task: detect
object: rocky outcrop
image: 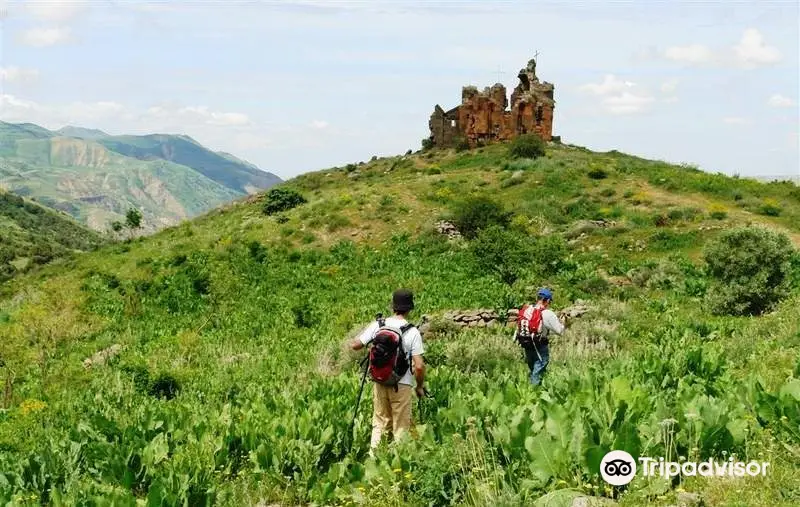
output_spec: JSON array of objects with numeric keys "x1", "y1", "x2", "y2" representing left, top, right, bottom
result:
[
  {"x1": 83, "y1": 344, "x2": 122, "y2": 369},
  {"x1": 435, "y1": 220, "x2": 461, "y2": 240}
]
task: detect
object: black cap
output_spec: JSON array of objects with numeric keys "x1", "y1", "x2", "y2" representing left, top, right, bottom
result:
[{"x1": 392, "y1": 288, "x2": 414, "y2": 313}]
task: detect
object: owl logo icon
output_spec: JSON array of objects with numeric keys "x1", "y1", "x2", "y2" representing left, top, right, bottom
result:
[{"x1": 600, "y1": 450, "x2": 637, "y2": 486}]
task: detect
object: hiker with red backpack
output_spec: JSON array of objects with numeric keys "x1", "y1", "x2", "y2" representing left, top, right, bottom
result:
[
  {"x1": 350, "y1": 289, "x2": 426, "y2": 449},
  {"x1": 515, "y1": 288, "x2": 565, "y2": 386}
]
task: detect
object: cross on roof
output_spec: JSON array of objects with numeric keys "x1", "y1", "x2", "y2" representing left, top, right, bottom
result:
[{"x1": 493, "y1": 65, "x2": 506, "y2": 83}]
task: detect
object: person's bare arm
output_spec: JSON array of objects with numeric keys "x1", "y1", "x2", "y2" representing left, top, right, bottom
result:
[
  {"x1": 350, "y1": 338, "x2": 364, "y2": 351},
  {"x1": 413, "y1": 354, "x2": 426, "y2": 397}
]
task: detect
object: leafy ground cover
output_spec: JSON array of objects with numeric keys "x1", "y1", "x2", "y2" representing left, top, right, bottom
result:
[{"x1": 0, "y1": 142, "x2": 798, "y2": 506}]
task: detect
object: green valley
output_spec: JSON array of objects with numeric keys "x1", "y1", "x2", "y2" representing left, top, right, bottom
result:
[{"x1": 0, "y1": 141, "x2": 798, "y2": 506}]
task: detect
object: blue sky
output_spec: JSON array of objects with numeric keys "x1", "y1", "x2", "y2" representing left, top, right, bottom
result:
[{"x1": 1, "y1": 0, "x2": 798, "y2": 180}]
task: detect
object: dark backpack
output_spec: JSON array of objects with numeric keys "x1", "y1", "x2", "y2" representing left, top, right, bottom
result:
[
  {"x1": 516, "y1": 304, "x2": 545, "y2": 348},
  {"x1": 368, "y1": 317, "x2": 413, "y2": 388}
]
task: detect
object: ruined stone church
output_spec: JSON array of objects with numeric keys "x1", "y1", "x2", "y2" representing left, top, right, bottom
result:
[{"x1": 428, "y1": 58, "x2": 555, "y2": 148}]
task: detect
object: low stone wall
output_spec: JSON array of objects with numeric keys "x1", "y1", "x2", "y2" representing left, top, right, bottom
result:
[{"x1": 422, "y1": 301, "x2": 591, "y2": 334}]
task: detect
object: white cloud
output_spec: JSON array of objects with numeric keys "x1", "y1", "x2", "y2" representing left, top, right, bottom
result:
[
  {"x1": 310, "y1": 119, "x2": 329, "y2": 129},
  {"x1": 664, "y1": 44, "x2": 714, "y2": 65},
  {"x1": 723, "y1": 117, "x2": 748, "y2": 125},
  {"x1": 144, "y1": 104, "x2": 251, "y2": 127},
  {"x1": 579, "y1": 74, "x2": 635, "y2": 96},
  {"x1": 177, "y1": 106, "x2": 251, "y2": 126},
  {"x1": 660, "y1": 79, "x2": 679, "y2": 94},
  {"x1": 578, "y1": 74, "x2": 654, "y2": 114},
  {"x1": 18, "y1": 26, "x2": 73, "y2": 47},
  {"x1": 0, "y1": 66, "x2": 40, "y2": 83},
  {"x1": 0, "y1": 93, "x2": 40, "y2": 110},
  {"x1": 0, "y1": 94, "x2": 44, "y2": 121},
  {"x1": 767, "y1": 94, "x2": 797, "y2": 108},
  {"x1": 661, "y1": 29, "x2": 781, "y2": 69},
  {"x1": 602, "y1": 92, "x2": 655, "y2": 115},
  {"x1": 734, "y1": 28, "x2": 781, "y2": 68},
  {"x1": 26, "y1": 1, "x2": 87, "y2": 21}
]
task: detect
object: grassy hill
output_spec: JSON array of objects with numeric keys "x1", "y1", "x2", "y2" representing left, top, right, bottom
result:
[
  {"x1": 0, "y1": 121, "x2": 281, "y2": 233},
  {"x1": 0, "y1": 142, "x2": 798, "y2": 506},
  {"x1": 0, "y1": 189, "x2": 105, "y2": 281}
]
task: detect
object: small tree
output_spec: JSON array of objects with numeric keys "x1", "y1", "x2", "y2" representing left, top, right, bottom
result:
[
  {"x1": 263, "y1": 188, "x2": 307, "y2": 215},
  {"x1": 704, "y1": 227, "x2": 795, "y2": 316},
  {"x1": 509, "y1": 134, "x2": 546, "y2": 159},
  {"x1": 125, "y1": 208, "x2": 142, "y2": 230},
  {"x1": 421, "y1": 137, "x2": 435, "y2": 151},
  {"x1": 450, "y1": 196, "x2": 513, "y2": 239}
]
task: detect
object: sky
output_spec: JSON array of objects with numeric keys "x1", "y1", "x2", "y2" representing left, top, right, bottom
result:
[{"x1": 0, "y1": 0, "x2": 798, "y2": 180}]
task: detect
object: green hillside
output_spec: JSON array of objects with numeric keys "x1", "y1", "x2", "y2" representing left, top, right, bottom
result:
[
  {"x1": 0, "y1": 142, "x2": 798, "y2": 506},
  {"x1": 0, "y1": 121, "x2": 281, "y2": 233},
  {"x1": 0, "y1": 189, "x2": 105, "y2": 281}
]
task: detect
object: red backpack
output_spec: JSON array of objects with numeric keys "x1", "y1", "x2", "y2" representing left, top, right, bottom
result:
[
  {"x1": 516, "y1": 304, "x2": 544, "y2": 347},
  {"x1": 368, "y1": 317, "x2": 413, "y2": 388}
]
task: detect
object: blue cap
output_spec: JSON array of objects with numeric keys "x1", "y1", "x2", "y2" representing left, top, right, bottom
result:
[{"x1": 537, "y1": 288, "x2": 553, "y2": 301}]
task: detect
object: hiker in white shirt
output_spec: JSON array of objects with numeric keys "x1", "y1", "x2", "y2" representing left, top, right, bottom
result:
[
  {"x1": 514, "y1": 287, "x2": 564, "y2": 386},
  {"x1": 350, "y1": 289, "x2": 426, "y2": 449}
]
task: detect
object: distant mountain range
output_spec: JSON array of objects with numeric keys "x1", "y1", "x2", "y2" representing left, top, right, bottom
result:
[{"x1": 0, "y1": 121, "x2": 281, "y2": 232}]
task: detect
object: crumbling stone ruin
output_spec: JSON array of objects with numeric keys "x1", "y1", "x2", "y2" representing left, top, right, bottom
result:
[{"x1": 428, "y1": 57, "x2": 555, "y2": 148}]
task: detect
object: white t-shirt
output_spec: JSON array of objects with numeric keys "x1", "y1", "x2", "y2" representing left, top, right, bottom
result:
[{"x1": 359, "y1": 316, "x2": 424, "y2": 386}]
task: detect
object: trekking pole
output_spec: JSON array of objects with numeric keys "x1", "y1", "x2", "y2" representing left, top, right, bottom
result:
[{"x1": 347, "y1": 354, "x2": 370, "y2": 452}]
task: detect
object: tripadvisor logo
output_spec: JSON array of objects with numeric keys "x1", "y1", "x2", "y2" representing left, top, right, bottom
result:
[
  {"x1": 600, "y1": 450, "x2": 770, "y2": 486},
  {"x1": 600, "y1": 450, "x2": 637, "y2": 486}
]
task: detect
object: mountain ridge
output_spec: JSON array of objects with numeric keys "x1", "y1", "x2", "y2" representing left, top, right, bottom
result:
[{"x1": 0, "y1": 120, "x2": 281, "y2": 232}]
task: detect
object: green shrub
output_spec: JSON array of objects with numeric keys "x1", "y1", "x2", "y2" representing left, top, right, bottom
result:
[
  {"x1": 421, "y1": 137, "x2": 435, "y2": 150},
  {"x1": 704, "y1": 227, "x2": 795, "y2": 316},
  {"x1": 576, "y1": 275, "x2": 610, "y2": 295},
  {"x1": 326, "y1": 214, "x2": 351, "y2": 232},
  {"x1": 450, "y1": 196, "x2": 513, "y2": 239},
  {"x1": 468, "y1": 225, "x2": 531, "y2": 285},
  {"x1": 587, "y1": 167, "x2": 608, "y2": 180},
  {"x1": 263, "y1": 188, "x2": 307, "y2": 215},
  {"x1": 758, "y1": 199, "x2": 782, "y2": 217},
  {"x1": 709, "y1": 206, "x2": 728, "y2": 220},
  {"x1": 508, "y1": 134, "x2": 546, "y2": 159},
  {"x1": 454, "y1": 136, "x2": 470, "y2": 152}
]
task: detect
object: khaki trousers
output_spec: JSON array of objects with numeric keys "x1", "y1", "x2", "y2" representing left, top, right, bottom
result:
[{"x1": 370, "y1": 383, "x2": 412, "y2": 448}]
